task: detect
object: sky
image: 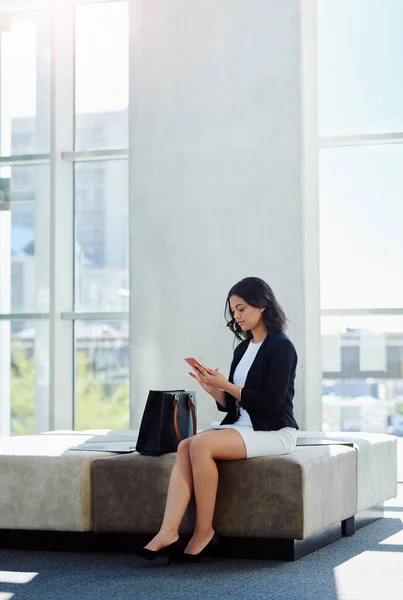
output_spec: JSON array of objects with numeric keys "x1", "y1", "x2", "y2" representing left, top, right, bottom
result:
[
  {"x1": 0, "y1": 0, "x2": 128, "y2": 127},
  {"x1": 317, "y1": 0, "x2": 403, "y2": 136},
  {"x1": 318, "y1": 0, "x2": 403, "y2": 313},
  {"x1": 1, "y1": 0, "x2": 403, "y2": 320}
]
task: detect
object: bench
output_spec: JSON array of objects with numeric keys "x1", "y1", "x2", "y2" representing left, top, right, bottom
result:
[{"x1": 0, "y1": 429, "x2": 398, "y2": 560}]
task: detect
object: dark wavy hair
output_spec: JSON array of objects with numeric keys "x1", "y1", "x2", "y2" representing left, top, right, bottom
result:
[{"x1": 225, "y1": 277, "x2": 287, "y2": 341}]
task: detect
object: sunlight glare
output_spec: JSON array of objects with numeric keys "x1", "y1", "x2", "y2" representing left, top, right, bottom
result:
[
  {"x1": 0, "y1": 571, "x2": 38, "y2": 584},
  {"x1": 378, "y1": 530, "x2": 403, "y2": 545}
]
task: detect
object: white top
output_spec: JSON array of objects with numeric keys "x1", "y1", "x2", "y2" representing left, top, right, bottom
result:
[{"x1": 232, "y1": 340, "x2": 263, "y2": 427}]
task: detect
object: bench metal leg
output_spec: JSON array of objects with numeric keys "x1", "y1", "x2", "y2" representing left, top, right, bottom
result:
[{"x1": 342, "y1": 516, "x2": 355, "y2": 536}]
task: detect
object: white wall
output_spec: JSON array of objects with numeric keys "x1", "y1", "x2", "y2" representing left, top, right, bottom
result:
[{"x1": 129, "y1": 0, "x2": 321, "y2": 430}]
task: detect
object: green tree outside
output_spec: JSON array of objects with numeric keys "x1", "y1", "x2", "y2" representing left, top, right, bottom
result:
[
  {"x1": 11, "y1": 344, "x2": 129, "y2": 434},
  {"x1": 11, "y1": 346, "x2": 35, "y2": 435}
]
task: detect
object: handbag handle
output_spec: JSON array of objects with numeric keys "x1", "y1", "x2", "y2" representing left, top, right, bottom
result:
[{"x1": 173, "y1": 394, "x2": 197, "y2": 442}]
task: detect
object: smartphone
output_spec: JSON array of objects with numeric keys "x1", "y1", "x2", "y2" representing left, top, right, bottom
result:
[{"x1": 184, "y1": 357, "x2": 206, "y2": 371}]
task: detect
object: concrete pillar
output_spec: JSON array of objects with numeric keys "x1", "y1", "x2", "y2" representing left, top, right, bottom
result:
[{"x1": 129, "y1": 0, "x2": 321, "y2": 430}]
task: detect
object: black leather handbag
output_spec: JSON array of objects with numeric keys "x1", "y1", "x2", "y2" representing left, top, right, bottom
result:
[{"x1": 135, "y1": 390, "x2": 197, "y2": 456}]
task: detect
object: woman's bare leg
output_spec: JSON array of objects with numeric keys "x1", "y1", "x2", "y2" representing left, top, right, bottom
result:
[
  {"x1": 144, "y1": 429, "x2": 212, "y2": 552},
  {"x1": 185, "y1": 429, "x2": 246, "y2": 555},
  {"x1": 144, "y1": 436, "x2": 194, "y2": 551}
]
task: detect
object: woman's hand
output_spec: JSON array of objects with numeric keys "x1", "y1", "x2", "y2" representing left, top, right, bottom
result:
[
  {"x1": 189, "y1": 364, "x2": 229, "y2": 393},
  {"x1": 188, "y1": 366, "x2": 219, "y2": 395}
]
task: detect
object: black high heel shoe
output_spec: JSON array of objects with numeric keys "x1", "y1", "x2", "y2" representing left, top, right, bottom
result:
[
  {"x1": 133, "y1": 539, "x2": 180, "y2": 562},
  {"x1": 169, "y1": 533, "x2": 219, "y2": 564}
]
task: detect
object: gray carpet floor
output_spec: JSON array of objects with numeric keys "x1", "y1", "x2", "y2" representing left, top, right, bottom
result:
[{"x1": 1, "y1": 485, "x2": 402, "y2": 600}]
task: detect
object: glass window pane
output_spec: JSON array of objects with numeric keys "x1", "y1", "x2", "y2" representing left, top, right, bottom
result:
[
  {"x1": 0, "y1": 319, "x2": 49, "y2": 435},
  {"x1": 74, "y1": 160, "x2": 128, "y2": 311},
  {"x1": 321, "y1": 315, "x2": 403, "y2": 438},
  {"x1": 0, "y1": 165, "x2": 49, "y2": 313},
  {"x1": 75, "y1": 1, "x2": 129, "y2": 150},
  {"x1": 0, "y1": 11, "x2": 50, "y2": 155},
  {"x1": 74, "y1": 319, "x2": 129, "y2": 430},
  {"x1": 319, "y1": 145, "x2": 403, "y2": 309},
  {"x1": 318, "y1": 0, "x2": 403, "y2": 136}
]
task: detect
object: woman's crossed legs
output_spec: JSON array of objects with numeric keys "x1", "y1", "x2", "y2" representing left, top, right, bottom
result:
[{"x1": 144, "y1": 428, "x2": 247, "y2": 555}]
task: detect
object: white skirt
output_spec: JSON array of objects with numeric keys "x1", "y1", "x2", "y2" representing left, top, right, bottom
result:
[{"x1": 208, "y1": 425, "x2": 298, "y2": 459}]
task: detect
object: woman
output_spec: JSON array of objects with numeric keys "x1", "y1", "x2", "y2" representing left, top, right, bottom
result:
[{"x1": 135, "y1": 276, "x2": 299, "y2": 563}]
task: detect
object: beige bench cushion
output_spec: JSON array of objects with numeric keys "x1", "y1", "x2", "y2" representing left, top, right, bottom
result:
[
  {"x1": 0, "y1": 431, "x2": 136, "y2": 532},
  {"x1": 299, "y1": 431, "x2": 398, "y2": 512},
  {"x1": 93, "y1": 445, "x2": 356, "y2": 539}
]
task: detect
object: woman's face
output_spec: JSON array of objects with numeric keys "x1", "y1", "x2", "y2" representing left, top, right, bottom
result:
[{"x1": 229, "y1": 295, "x2": 264, "y2": 332}]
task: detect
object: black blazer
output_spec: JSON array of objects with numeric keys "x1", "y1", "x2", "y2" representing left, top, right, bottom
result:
[{"x1": 217, "y1": 331, "x2": 299, "y2": 431}]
